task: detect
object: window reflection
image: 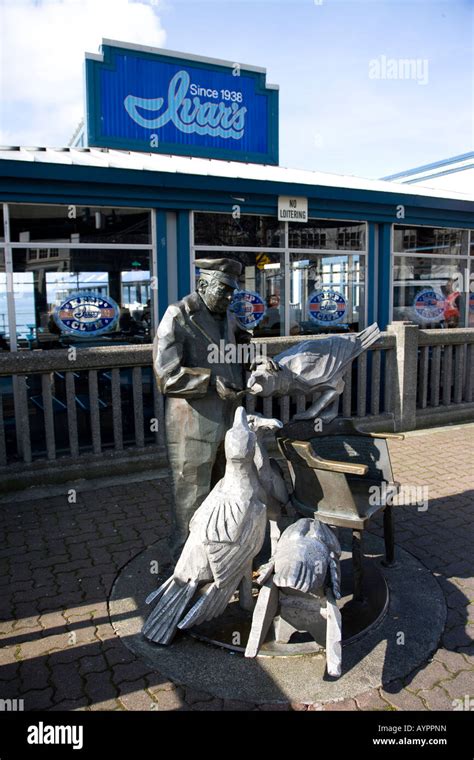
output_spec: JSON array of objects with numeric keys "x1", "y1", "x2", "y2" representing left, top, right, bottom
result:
[
  {"x1": 289, "y1": 252, "x2": 364, "y2": 334},
  {"x1": 288, "y1": 221, "x2": 366, "y2": 251},
  {"x1": 9, "y1": 204, "x2": 151, "y2": 245},
  {"x1": 194, "y1": 213, "x2": 284, "y2": 248},
  {"x1": 12, "y1": 248, "x2": 151, "y2": 348},
  {"x1": 393, "y1": 226, "x2": 469, "y2": 256},
  {"x1": 393, "y1": 256, "x2": 467, "y2": 328},
  {"x1": 194, "y1": 250, "x2": 285, "y2": 336}
]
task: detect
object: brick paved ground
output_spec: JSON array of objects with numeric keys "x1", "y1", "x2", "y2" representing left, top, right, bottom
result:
[{"x1": 0, "y1": 423, "x2": 473, "y2": 711}]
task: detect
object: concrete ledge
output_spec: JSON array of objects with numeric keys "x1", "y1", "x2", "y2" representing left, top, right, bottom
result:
[
  {"x1": 0, "y1": 445, "x2": 167, "y2": 494},
  {"x1": 416, "y1": 403, "x2": 474, "y2": 429}
]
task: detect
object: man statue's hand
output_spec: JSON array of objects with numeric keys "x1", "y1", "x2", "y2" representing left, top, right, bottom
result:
[{"x1": 216, "y1": 376, "x2": 246, "y2": 402}]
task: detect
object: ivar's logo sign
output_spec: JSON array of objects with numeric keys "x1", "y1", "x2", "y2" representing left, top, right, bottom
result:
[{"x1": 124, "y1": 70, "x2": 247, "y2": 140}]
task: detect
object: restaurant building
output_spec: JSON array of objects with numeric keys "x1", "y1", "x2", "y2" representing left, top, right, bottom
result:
[
  {"x1": 0, "y1": 39, "x2": 473, "y2": 352},
  {"x1": 0, "y1": 40, "x2": 473, "y2": 481}
]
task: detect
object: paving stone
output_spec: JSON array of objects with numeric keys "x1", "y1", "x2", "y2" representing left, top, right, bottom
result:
[
  {"x1": 322, "y1": 699, "x2": 358, "y2": 711},
  {"x1": 145, "y1": 686, "x2": 185, "y2": 710},
  {"x1": 0, "y1": 646, "x2": 19, "y2": 667},
  {"x1": 380, "y1": 682, "x2": 427, "y2": 711},
  {"x1": 22, "y1": 687, "x2": 55, "y2": 711},
  {"x1": 112, "y1": 661, "x2": 154, "y2": 684},
  {"x1": 417, "y1": 686, "x2": 453, "y2": 710},
  {"x1": 438, "y1": 670, "x2": 474, "y2": 700},
  {"x1": 84, "y1": 673, "x2": 118, "y2": 703},
  {"x1": 146, "y1": 678, "x2": 180, "y2": 693},
  {"x1": 355, "y1": 690, "x2": 394, "y2": 711},
  {"x1": 222, "y1": 699, "x2": 253, "y2": 711},
  {"x1": 19, "y1": 634, "x2": 71, "y2": 660},
  {"x1": 77, "y1": 653, "x2": 109, "y2": 676},
  {"x1": 50, "y1": 662, "x2": 85, "y2": 702},
  {"x1": 185, "y1": 688, "x2": 214, "y2": 705},
  {"x1": 0, "y1": 428, "x2": 471, "y2": 714},
  {"x1": 19, "y1": 659, "x2": 51, "y2": 692},
  {"x1": 184, "y1": 699, "x2": 219, "y2": 711},
  {"x1": 93, "y1": 623, "x2": 115, "y2": 643},
  {"x1": 48, "y1": 697, "x2": 91, "y2": 711},
  {"x1": 117, "y1": 679, "x2": 155, "y2": 710},
  {"x1": 88, "y1": 698, "x2": 122, "y2": 711},
  {"x1": 460, "y1": 651, "x2": 474, "y2": 668},
  {"x1": 0, "y1": 679, "x2": 23, "y2": 699},
  {"x1": 433, "y1": 648, "x2": 472, "y2": 674},
  {"x1": 102, "y1": 643, "x2": 137, "y2": 667},
  {"x1": 404, "y1": 661, "x2": 451, "y2": 692},
  {"x1": 38, "y1": 612, "x2": 67, "y2": 632}
]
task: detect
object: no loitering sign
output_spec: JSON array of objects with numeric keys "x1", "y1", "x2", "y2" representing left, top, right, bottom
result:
[{"x1": 278, "y1": 196, "x2": 308, "y2": 222}]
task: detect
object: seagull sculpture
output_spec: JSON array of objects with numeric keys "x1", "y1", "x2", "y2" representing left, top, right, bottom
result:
[
  {"x1": 142, "y1": 407, "x2": 267, "y2": 644},
  {"x1": 247, "y1": 323, "x2": 380, "y2": 423}
]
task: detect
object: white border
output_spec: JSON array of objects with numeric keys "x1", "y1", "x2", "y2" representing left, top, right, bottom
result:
[{"x1": 87, "y1": 38, "x2": 279, "y2": 89}]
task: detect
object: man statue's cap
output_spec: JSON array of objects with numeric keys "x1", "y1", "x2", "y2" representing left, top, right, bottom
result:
[{"x1": 195, "y1": 257, "x2": 242, "y2": 289}]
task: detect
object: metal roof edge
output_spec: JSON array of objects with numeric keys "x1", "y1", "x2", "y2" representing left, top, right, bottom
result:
[
  {"x1": 381, "y1": 151, "x2": 474, "y2": 180},
  {"x1": 95, "y1": 38, "x2": 270, "y2": 76}
]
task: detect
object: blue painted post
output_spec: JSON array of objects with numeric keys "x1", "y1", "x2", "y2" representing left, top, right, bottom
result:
[
  {"x1": 377, "y1": 223, "x2": 392, "y2": 330},
  {"x1": 176, "y1": 211, "x2": 191, "y2": 299},
  {"x1": 156, "y1": 210, "x2": 168, "y2": 320},
  {"x1": 367, "y1": 222, "x2": 377, "y2": 325}
]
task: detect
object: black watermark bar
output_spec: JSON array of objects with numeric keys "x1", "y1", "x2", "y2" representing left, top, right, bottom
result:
[{"x1": 0, "y1": 710, "x2": 472, "y2": 758}]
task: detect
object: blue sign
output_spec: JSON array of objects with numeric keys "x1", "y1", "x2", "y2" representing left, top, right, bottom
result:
[
  {"x1": 85, "y1": 41, "x2": 279, "y2": 164},
  {"x1": 308, "y1": 290, "x2": 347, "y2": 324},
  {"x1": 413, "y1": 289, "x2": 445, "y2": 322},
  {"x1": 231, "y1": 290, "x2": 266, "y2": 329},
  {"x1": 54, "y1": 291, "x2": 120, "y2": 336}
]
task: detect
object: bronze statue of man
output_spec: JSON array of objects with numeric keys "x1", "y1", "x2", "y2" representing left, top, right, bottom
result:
[{"x1": 154, "y1": 258, "x2": 250, "y2": 559}]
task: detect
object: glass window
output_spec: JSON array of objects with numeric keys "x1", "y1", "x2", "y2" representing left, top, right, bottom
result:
[
  {"x1": 469, "y1": 259, "x2": 474, "y2": 328},
  {"x1": 194, "y1": 250, "x2": 285, "y2": 336},
  {"x1": 393, "y1": 256, "x2": 467, "y2": 328},
  {"x1": 393, "y1": 226, "x2": 469, "y2": 256},
  {"x1": 289, "y1": 221, "x2": 366, "y2": 251},
  {"x1": 12, "y1": 247, "x2": 152, "y2": 349},
  {"x1": 0, "y1": 206, "x2": 4, "y2": 242},
  {"x1": 8, "y1": 204, "x2": 151, "y2": 245},
  {"x1": 194, "y1": 213, "x2": 284, "y2": 248},
  {"x1": 289, "y1": 252, "x2": 365, "y2": 335}
]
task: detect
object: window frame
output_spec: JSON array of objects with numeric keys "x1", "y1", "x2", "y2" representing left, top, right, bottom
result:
[
  {"x1": 390, "y1": 223, "x2": 473, "y2": 328},
  {"x1": 1, "y1": 202, "x2": 156, "y2": 351},
  {"x1": 191, "y1": 210, "x2": 368, "y2": 336}
]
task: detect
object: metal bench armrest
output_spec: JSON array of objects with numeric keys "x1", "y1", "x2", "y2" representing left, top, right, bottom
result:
[
  {"x1": 352, "y1": 426, "x2": 405, "y2": 441},
  {"x1": 291, "y1": 441, "x2": 369, "y2": 476}
]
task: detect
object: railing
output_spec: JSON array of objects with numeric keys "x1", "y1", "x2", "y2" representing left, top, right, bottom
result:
[
  {"x1": 0, "y1": 326, "x2": 473, "y2": 487},
  {"x1": 0, "y1": 346, "x2": 165, "y2": 477}
]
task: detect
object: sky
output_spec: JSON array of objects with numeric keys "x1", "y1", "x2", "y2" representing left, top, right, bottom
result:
[{"x1": 0, "y1": 0, "x2": 472, "y2": 179}]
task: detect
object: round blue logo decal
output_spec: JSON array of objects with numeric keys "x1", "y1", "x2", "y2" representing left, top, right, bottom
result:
[
  {"x1": 54, "y1": 291, "x2": 120, "y2": 336},
  {"x1": 308, "y1": 290, "x2": 347, "y2": 324},
  {"x1": 413, "y1": 289, "x2": 445, "y2": 322},
  {"x1": 231, "y1": 290, "x2": 266, "y2": 329}
]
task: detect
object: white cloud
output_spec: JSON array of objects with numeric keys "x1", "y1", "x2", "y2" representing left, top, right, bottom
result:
[{"x1": 0, "y1": 0, "x2": 166, "y2": 146}]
